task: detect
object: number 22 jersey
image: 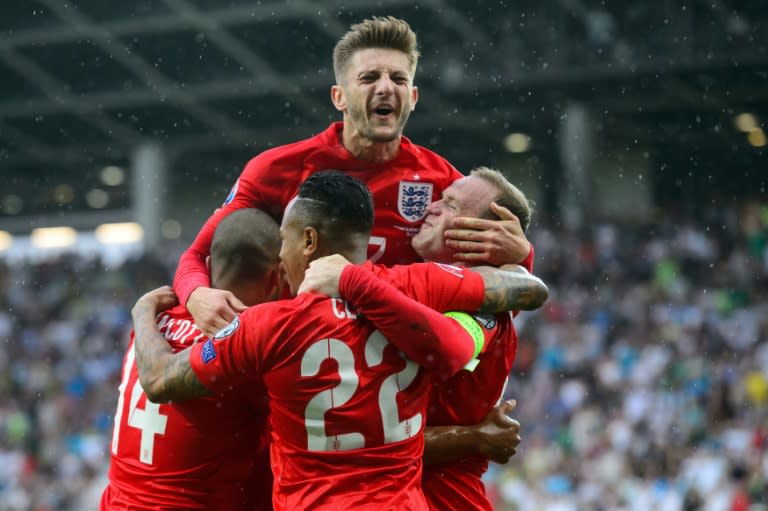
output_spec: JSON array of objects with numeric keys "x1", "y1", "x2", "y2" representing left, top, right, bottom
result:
[{"x1": 189, "y1": 262, "x2": 485, "y2": 511}]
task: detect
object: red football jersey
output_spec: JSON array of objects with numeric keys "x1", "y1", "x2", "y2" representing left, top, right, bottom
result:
[
  {"x1": 367, "y1": 262, "x2": 520, "y2": 510},
  {"x1": 189, "y1": 264, "x2": 484, "y2": 511},
  {"x1": 173, "y1": 122, "x2": 462, "y2": 304},
  {"x1": 101, "y1": 305, "x2": 272, "y2": 511},
  {"x1": 422, "y1": 312, "x2": 517, "y2": 511}
]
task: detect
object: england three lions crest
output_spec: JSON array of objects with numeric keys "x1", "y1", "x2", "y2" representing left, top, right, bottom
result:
[{"x1": 398, "y1": 181, "x2": 433, "y2": 222}]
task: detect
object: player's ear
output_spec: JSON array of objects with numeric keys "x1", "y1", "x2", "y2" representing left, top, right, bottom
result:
[
  {"x1": 331, "y1": 84, "x2": 346, "y2": 112},
  {"x1": 265, "y1": 265, "x2": 282, "y2": 301},
  {"x1": 410, "y1": 85, "x2": 418, "y2": 111},
  {"x1": 303, "y1": 226, "x2": 319, "y2": 257}
]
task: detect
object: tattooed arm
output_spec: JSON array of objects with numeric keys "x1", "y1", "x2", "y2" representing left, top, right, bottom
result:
[
  {"x1": 132, "y1": 286, "x2": 211, "y2": 403},
  {"x1": 471, "y1": 264, "x2": 548, "y2": 314}
]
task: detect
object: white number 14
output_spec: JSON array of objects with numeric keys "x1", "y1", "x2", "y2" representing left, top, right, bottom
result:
[{"x1": 111, "y1": 346, "x2": 168, "y2": 465}]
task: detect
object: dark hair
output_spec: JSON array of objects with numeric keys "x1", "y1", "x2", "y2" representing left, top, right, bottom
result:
[
  {"x1": 210, "y1": 208, "x2": 280, "y2": 284},
  {"x1": 292, "y1": 170, "x2": 374, "y2": 240}
]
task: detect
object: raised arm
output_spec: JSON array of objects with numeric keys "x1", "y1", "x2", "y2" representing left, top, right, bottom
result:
[
  {"x1": 131, "y1": 286, "x2": 211, "y2": 403},
  {"x1": 174, "y1": 164, "x2": 271, "y2": 336},
  {"x1": 173, "y1": 205, "x2": 248, "y2": 338}
]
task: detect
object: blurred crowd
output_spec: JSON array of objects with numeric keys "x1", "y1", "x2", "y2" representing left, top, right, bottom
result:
[
  {"x1": 488, "y1": 201, "x2": 768, "y2": 511},
  {"x1": 0, "y1": 254, "x2": 170, "y2": 510},
  {"x1": 1, "y1": 200, "x2": 767, "y2": 510}
]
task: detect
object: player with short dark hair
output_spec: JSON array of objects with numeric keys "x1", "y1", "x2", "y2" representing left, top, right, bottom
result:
[
  {"x1": 133, "y1": 171, "x2": 547, "y2": 510},
  {"x1": 300, "y1": 168, "x2": 538, "y2": 511},
  {"x1": 101, "y1": 209, "x2": 282, "y2": 510}
]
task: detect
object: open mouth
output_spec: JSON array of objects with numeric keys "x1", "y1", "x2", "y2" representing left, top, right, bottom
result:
[{"x1": 373, "y1": 106, "x2": 395, "y2": 117}]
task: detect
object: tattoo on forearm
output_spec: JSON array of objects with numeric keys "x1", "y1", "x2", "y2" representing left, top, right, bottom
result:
[
  {"x1": 133, "y1": 306, "x2": 209, "y2": 401},
  {"x1": 162, "y1": 354, "x2": 210, "y2": 400},
  {"x1": 474, "y1": 267, "x2": 541, "y2": 313}
]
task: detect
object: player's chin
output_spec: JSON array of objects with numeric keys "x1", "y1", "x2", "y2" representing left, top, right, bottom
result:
[
  {"x1": 368, "y1": 119, "x2": 403, "y2": 139},
  {"x1": 368, "y1": 127, "x2": 400, "y2": 142}
]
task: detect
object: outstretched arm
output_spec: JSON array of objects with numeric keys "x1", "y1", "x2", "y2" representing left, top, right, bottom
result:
[
  {"x1": 424, "y1": 400, "x2": 521, "y2": 466},
  {"x1": 300, "y1": 257, "x2": 548, "y2": 316},
  {"x1": 338, "y1": 262, "x2": 482, "y2": 378},
  {"x1": 132, "y1": 286, "x2": 211, "y2": 403},
  {"x1": 174, "y1": 204, "x2": 247, "y2": 338}
]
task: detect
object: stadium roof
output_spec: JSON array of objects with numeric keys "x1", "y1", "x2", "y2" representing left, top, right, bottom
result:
[{"x1": 2, "y1": 0, "x2": 767, "y2": 224}]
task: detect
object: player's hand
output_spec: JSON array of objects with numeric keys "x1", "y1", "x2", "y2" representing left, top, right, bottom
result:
[
  {"x1": 298, "y1": 254, "x2": 351, "y2": 296},
  {"x1": 445, "y1": 202, "x2": 531, "y2": 266},
  {"x1": 187, "y1": 286, "x2": 246, "y2": 338},
  {"x1": 475, "y1": 399, "x2": 521, "y2": 464},
  {"x1": 133, "y1": 285, "x2": 179, "y2": 317}
]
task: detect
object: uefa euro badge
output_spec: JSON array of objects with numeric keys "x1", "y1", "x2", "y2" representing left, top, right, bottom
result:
[
  {"x1": 398, "y1": 181, "x2": 433, "y2": 222},
  {"x1": 222, "y1": 178, "x2": 240, "y2": 206},
  {"x1": 213, "y1": 315, "x2": 240, "y2": 340}
]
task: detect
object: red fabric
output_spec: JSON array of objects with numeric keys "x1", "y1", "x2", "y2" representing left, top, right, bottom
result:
[
  {"x1": 173, "y1": 122, "x2": 462, "y2": 305},
  {"x1": 420, "y1": 245, "x2": 532, "y2": 511},
  {"x1": 340, "y1": 264, "x2": 479, "y2": 378},
  {"x1": 365, "y1": 261, "x2": 485, "y2": 314},
  {"x1": 422, "y1": 313, "x2": 518, "y2": 511},
  {"x1": 730, "y1": 491, "x2": 750, "y2": 511},
  {"x1": 101, "y1": 305, "x2": 271, "y2": 511},
  {"x1": 188, "y1": 263, "x2": 485, "y2": 511}
]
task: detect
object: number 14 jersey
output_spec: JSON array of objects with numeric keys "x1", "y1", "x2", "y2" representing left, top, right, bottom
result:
[{"x1": 101, "y1": 305, "x2": 272, "y2": 510}]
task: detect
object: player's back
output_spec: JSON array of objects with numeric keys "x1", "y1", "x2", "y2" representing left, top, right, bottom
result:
[
  {"x1": 101, "y1": 305, "x2": 270, "y2": 511},
  {"x1": 252, "y1": 293, "x2": 432, "y2": 511}
]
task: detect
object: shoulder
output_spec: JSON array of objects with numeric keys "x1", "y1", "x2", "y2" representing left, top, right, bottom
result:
[
  {"x1": 241, "y1": 130, "x2": 327, "y2": 174},
  {"x1": 239, "y1": 296, "x2": 324, "y2": 324},
  {"x1": 400, "y1": 136, "x2": 459, "y2": 176},
  {"x1": 393, "y1": 261, "x2": 470, "y2": 281},
  {"x1": 155, "y1": 304, "x2": 195, "y2": 327},
  {"x1": 165, "y1": 304, "x2": 194, "y2": 319}
]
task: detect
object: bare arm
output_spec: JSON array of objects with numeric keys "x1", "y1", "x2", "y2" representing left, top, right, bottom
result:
[
  {"x1": 424, "y1": 400, "x2": 521, "y2": 465},
  {"x1": 471, "y1": 264, "x2": 548, "y2": 314},
  {"x1": 132, "y1": 286, "x2": 211, "y2": 403}
]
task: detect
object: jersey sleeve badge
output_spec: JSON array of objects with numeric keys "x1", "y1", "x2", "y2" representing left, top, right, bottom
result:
[
  {"x1": 213, "y1": 315, "x2": 240, "y2": 340},
  {"x1": 222, "y1": 179, "x2": 240, "y2": 206}
]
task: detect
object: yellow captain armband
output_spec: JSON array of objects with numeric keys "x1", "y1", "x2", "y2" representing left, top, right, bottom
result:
[{"x1": 443, "y1": 311, "x2": 484, "y2": 372}]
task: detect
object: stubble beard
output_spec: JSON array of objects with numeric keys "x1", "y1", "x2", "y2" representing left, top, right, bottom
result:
[{"x1": 348, "y1": 102, "x2": 412, "y2": 143}]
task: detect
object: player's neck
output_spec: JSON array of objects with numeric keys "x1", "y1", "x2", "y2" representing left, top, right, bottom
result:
[
  {"x1": 342, "y1": 128, "x2": 400, "y2": 163},
  {"x1": 320, "y1": 241, "x2": 368, "y2": 265}
]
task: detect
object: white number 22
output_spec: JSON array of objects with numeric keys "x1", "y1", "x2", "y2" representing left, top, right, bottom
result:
[
  {"x1": 300, "y1": 330, "x2": 421, "y2": 451},
  {"x1": 111, "y1": 346, "x2": 168, "y2": 464}
]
